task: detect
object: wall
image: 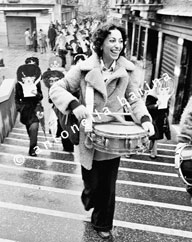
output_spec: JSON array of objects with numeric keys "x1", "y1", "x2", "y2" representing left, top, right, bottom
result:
[
  {"x1": 0, "y1": 0, "x2": 55, "y2": 4},
  {"x1": 0, "y1": 11, "x2": 8, "y2": 46},
  {"x1": 164, "y1": 0, "x2": 192, "y2": 6},
  {"x1": 0, "y1": 78, "x2": 17, "y2": 143}
]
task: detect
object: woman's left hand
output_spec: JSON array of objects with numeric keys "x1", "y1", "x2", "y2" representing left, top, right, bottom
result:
[{"x1": 142, "y1": 121, "x2": 155, "y2": 136}]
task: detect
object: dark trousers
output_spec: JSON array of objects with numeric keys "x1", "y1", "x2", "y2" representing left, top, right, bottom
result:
[
  {"x1": 56, "y1": 121, "x2": 74, "y2": 152},
  {"x1": 81, "y1": 157, "x2": 120, "y2": 232},
  {"x1": 26, "y1": 122, "x2": 39, "y2": 153},
  {"x1": 58, "y1": 49, "x2": 67, "y2": 68},
  {"x1": 50, "y1": 39, "x2": 55, "y2": 51}
]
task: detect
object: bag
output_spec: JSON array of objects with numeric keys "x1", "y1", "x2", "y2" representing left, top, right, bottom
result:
[
  {"x1": 35, "y1": 102, "x2": 44, "y2": 119},
  {"x1": 53, "y1": 107, "x2": 79, "y2": 145}
]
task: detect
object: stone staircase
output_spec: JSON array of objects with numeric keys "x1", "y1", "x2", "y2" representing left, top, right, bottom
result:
[{"x1": 1, "y1": 114, "x2": 192, "y2": 242}]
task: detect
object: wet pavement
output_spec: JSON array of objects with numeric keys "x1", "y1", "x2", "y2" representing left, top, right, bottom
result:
[{"x1": 0, "y1": 47, "x2": 192, "y2": 242}]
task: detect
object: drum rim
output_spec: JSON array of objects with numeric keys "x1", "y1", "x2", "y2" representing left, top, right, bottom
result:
[
  {"x1": 93, "y1": 122, "x2": 148, "y2": 137},
  {"x1": 175, "y1": 144, "x2": 192, "y2": 186}
]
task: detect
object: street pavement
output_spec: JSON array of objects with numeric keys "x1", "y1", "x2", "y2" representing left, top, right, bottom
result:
[{"x1": 0, "y1": 47, "x2": 192, "y2": 242}]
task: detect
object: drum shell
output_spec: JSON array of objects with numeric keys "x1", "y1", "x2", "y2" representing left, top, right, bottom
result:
[
  {"x1": 177, "y1": 145, "x2": 192, "y2": 186},
  {"x1": 180, "y1": 159, "x2": 192, "y2": 186},
  {"x1": 91, "y1": 122, "x2": 149, "y2": 155}
]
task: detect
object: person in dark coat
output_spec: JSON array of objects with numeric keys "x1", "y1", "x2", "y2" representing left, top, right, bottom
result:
[
  {"x1": 48, "y1": 23, "x2": 57, "y2": 51},
  {"x1": 15, "y1": 64, "x2": 43, "y2": 156},
  {"x1": 146, "y1": 85, "x2": 171, "y2": 158},
  {"x1": 31, "y1": 30, "x2": 38, "y2": 52}
]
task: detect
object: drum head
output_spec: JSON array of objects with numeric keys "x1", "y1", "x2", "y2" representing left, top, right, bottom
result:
[{"x1": 93, "y1": 122, "x2": 147, "y2": 138}]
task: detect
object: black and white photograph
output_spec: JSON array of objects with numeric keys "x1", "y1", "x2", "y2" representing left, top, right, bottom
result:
[{"x1": 0, "y1": 0, "x2": 192, "y2": 241}]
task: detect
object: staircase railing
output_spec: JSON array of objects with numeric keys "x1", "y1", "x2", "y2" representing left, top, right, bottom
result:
[{"x1": 0, "y1": 78, "x2": 17, "y2": 143}]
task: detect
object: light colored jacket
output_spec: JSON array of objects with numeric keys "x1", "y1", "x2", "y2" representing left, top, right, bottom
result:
[
  {"x1": 178, "y1": 96, "x2": 192, "y2": 143},
  {"x1": 49, "y1": 53, "x2": 152, "y2": 169}
]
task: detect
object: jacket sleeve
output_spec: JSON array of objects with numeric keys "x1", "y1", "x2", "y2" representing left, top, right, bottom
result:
[
  {"x1": 15, "y1": 83, "x2": 24, "y2": 112},
  {"x1": 178, "y1": 96, "x2": 192, "y2": 143},
  {"x1": 49, "y1": 64, "x2": 82, "y2": 114},
  {"x1": 146, "y1": 95, "x2": 158, "y2": 110},
  {"x1": 36, "y1": 82, "x2": 43, "y2": 101},
  {"x1": 125, "y1": 70, "x2": 152, "y2": 124}
]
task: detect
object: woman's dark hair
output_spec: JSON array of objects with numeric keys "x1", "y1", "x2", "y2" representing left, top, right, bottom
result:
[
  {"x1": 92, "y1": 22, "x2": 127, "y2": 58},
  {"x1": 25, "y1": 57, "x2": 39, "y2": 66}
]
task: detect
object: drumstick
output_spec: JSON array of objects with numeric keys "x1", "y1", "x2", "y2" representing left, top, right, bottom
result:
[
  {"x1": 85, "y1": 84, "x2": 94, "y2": 132},
  {"x1": 92, "y1": 112, "x2": 135, "y2": 125}
]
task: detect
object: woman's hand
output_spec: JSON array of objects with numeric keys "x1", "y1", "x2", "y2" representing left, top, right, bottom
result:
[
  {"x1": 142, "y1": 121, "x2": 155, "y2": 136},
  {"x1": 31, "y1": 88, "x2": 37, "y2": 95},
  {"x1": 73, "y1": 105, "x2": 91, "y2": 121}
]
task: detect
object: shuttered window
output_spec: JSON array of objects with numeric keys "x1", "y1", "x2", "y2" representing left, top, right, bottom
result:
[
  {"x1": 160, "y1": 35, "x2": 178, "y2": 79},
  {"x1": 138, "y1": 26, "x2": 145, "y2": 60},
  {"x1": 133, "y1": 24, "x2": 139, "y2": 57}
]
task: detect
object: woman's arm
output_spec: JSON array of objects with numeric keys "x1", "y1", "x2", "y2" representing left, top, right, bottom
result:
[
  {"x1": 49, "y1": 65, "x2": 82, "y2": 114},
  {"x1": 36, "y1": 82, "x2": 43, "y2": 101},
  {"x1": 146, "y1": 95, "x2": 158, "y2": 110},
  {"x1": 15, "y1": 83, "x2": 24, "y2": 112},
  {"x1": 125, "y1": 70, "x2": 152, "y2": 123}
]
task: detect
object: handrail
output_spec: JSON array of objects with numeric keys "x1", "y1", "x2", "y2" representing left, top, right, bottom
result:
[
  {"x1": 0, "y1": 78, "x2": 17, "y2": 143},
  {"x1": 0, "y1": 78, "x2": 16, "y2": 103}
]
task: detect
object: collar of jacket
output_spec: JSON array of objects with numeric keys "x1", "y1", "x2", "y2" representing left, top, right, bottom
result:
[
  {"x1": 79, "y1": 53, "x2": 135, "y2": 102},
  {"x1": 79, "y1": 53, "x2": 135, "y2": 72}
]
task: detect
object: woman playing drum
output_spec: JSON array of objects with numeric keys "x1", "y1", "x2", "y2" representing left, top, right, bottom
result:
[{"x1": 49, "y1": 22, "x2": 154, "y2": 239}]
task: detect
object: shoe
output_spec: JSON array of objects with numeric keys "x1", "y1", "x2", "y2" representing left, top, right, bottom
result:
[
  {"x1": 125, "y1": 154, "x2": 132, "y2": 158},
  {"x1": 150, "y1": 154, "x2": 156, "y2": 159},
  {"x1": 97, "y1": 231, "x2": 111, "y2": 240},
  {"x1": 29, "y1": 151, "x2": 37, "y2": 157}
]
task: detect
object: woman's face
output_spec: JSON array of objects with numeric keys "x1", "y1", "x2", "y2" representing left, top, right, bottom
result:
[{"x1": 101, "y1": 29, "x2": 123, "y2": 65}]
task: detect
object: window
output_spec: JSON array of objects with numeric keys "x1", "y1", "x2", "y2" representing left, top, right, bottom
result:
[{"x1": 8, "y1": 0, "x2": 20, "y2": 2}]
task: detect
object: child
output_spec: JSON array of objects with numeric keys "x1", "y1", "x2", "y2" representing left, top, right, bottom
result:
[
  {"x1": 42, "y1": 69, "x2": 74, "y2": 152},
  {"x1": 15, "y1": 64, "x2": 43, "y2": 156}
]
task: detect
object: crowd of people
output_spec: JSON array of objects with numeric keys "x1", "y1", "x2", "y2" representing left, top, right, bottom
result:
[
  {"x1": 24, "y1": 28, "x2": 47, "y2": 53},
  {"x1": 17, "y1": 18, "x2": 192, "y2": 240},
  {"x1": 20, "y1": 18, "x2": 100, "y2": 155},
  {"x1": 24, "y1": 18, "x2": 99, "y2": 60}
]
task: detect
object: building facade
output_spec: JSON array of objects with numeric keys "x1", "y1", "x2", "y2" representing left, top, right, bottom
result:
[
  {"x1": 0, "y1": 0, "x2": 78, "y2": 47},
  {"x1": 109, "y1": 0, "x2": 192, "y2": 124}
]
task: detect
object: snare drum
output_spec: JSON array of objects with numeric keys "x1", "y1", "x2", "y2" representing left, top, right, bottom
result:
[
  {"x1": 175, "y1": 144, "x2": 192, "y2": 186},
  {"x1": 91, "y1": 122, "x2": 149, "y2": 155}
]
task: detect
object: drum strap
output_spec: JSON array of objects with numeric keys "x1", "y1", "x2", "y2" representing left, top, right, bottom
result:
[
  {"x1": 84, "y1": 84, "x2": 138, "y2": 130},
  {"x1": 85, "y1": 83, "x2": 94, "y2": 132}
]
